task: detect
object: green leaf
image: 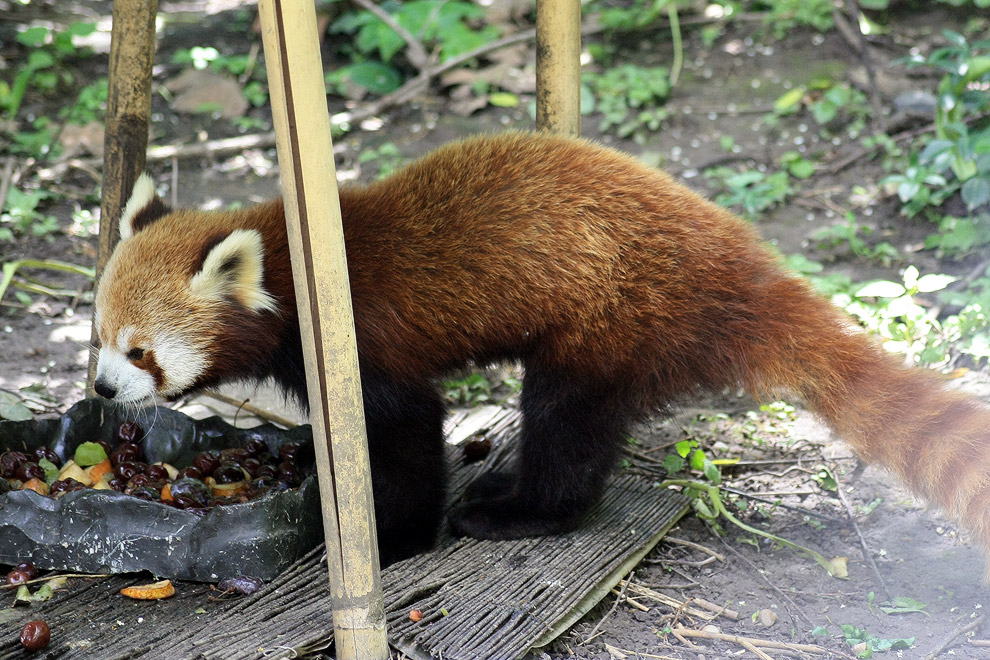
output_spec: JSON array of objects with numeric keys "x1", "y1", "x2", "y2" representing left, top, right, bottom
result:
[
  {"x1": 663, "y1": 454, "x2": 686, "y2": 474},
  {"x1": 74, "y1": 441, "x2": 108, "y2": 467},
  {"x1": 703, "y1": 460, "x2": 721, "y2": 484},
  {"x1": 879, "y1": 596, "x2": 930, "y2": 617},
  {"x1": 17, "y1": 26, "x2": 49, "y2": 47},
  {"x1": 38, "y1": 458, "x2": 59, "y2": 485},
  {"x1": 65, "y1": 21, "x2": 97, "y2": 37},
  {"x1": 26, "y1": 50, "x2": 56, "y2": 71},
  {"x1": 488, "y1": 92, "x2": 519, "y2": 108},
  {"x1": 690, "y1": 448, "x2": 706, "y2": 471},
  {"x1": 675, "y1": 440, "x2": 692, "y2": 458},
  {"x1": 783, "y1": 253, "x2": 824, "y2": 275},
  {"x1": 915, "y1": 273, "x2": 957, "y2": 293},
  {"x1": 0, "y1": 390, "x2": 32, "y2": 421},
  {"x1": 855, "y1": 281, "x2": 906, "y2": 298},
  {"x1": 787, "y1": 158, "x2": 816, "y2": 179},
  {"x1": 774, "y1": 87, "x2": 805, "y2": 115},
  {"x1": 962, "y1": 177, "x2": 990, "y2": 210},
  {"x1": 345, "y1": 61, "x2": 401, "y2": 94}
]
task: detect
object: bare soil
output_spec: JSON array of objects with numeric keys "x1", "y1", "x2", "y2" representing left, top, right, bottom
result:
[{"x1": 2, "y1": 2, "x2": 989, "y2": 658}]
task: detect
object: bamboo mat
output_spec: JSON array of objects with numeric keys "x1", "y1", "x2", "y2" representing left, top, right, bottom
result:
[{"x1": 0, "y1": 408, "x2": 689, "y2": 660}]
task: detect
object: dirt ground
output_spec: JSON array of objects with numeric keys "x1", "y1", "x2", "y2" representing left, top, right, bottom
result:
[{"x1": 2, "y1": 1, "x2": 990, "y2": 658}]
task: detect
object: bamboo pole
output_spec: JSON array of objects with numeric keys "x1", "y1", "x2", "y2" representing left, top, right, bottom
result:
[
  {"x1": 535, "y1": 0, "x2": 582, "y2": 135},
  {"x1": 87, "y1": 0, "x2": 158, "y2": 394},
  {"x1": 256, "y1": 1, "x2": 388, "y2": 658}
]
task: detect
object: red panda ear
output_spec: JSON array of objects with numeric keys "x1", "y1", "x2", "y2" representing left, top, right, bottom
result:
[
  {"x1": 189, "y1": 229, "x2": 277, "y2": 313},
  {"x1": 119, "y1": 174, "x2": 170, "y2": 241}
]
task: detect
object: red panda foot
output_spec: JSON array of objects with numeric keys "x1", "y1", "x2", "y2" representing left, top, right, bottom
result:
[{"x1": 448, "y1": 497, "x2": 587, "y2": 540}]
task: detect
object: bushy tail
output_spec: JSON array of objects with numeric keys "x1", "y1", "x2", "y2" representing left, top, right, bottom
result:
[{"x1": 742, "y1": 276, "x2": 990, "y2": 562}]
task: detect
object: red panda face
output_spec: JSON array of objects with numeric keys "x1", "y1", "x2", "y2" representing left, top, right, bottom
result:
[{"x1": 93, "y1": 174, "x2": 278, "y2": 406}]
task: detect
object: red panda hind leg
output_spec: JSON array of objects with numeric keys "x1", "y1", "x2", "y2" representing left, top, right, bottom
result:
[{"x1": 449, "y1": 366, "x2": 638, "y2": 539}]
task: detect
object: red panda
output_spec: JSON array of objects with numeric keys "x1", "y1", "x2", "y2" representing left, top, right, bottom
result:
[{"x1": 93, "y1": 131, "x2": 990, "y2": 568}]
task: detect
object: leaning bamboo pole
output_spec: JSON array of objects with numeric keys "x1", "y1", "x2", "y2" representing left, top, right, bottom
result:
[
  {"x1": 256, "y1": 0, "x2": 388, "y2": 658},
  {"x1": 87, "y1": 0, "x2": 158, "y2": 394},
  {"x1": 535, "y1": 0, "x2": 582, "y2": 135}
]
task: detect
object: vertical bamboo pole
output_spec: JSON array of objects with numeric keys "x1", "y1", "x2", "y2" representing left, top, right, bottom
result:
[
  {"x1": 87, "y1": 0, "x2": 158, "y2": 394},
  {"x1": 535, "y1": 0, "x2": 582, "y2": 136},
  {"x1": 256, "y1": 1, "x2": 388, "y2": 658}
]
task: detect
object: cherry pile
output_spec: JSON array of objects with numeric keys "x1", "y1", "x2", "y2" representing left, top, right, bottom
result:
[{"x1": 0, "y1": 421, "x2": 313, "y2": 513}]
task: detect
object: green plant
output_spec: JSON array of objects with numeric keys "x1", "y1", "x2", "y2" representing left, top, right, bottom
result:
[
  {"x1": 881, "y1": 160, "x2": 951, "y2": 218},
  {"x1": 813, "y1": 212, "x2": 898, "y2": 264},
  {"x1": 357, "y1": 142, "x2": 405, "y2": 180},
  {"x1": 662, "y1": 477, "x2": 842, "y2": 576},
  {"x1": 582, "y1": 65, "x2": 671, "y2": 142},
  {"x1": 589, "y1": 0, "x2": 684, "y2": 84},
  {"x1": 924, "y1": 213, "x2": 990, "y2": 255},
  {"x1": 326, "y1": 61, "x2": 403, "y2": 96},
  {"x1": 443, "y1": 373, "x2": 492, "y2": 406},
  {"x1": 0, "y1": 22, "x2": 96, "y2": 120},
  {"x1": 62, "y1": 77, "x2": 108, "y2": 125},
  {"x1": 1, "y1": 188, "x2": 58, "y2": 240},
  {"x1": 841, "y1": 625, "x2": 914, "y2": 657},
  {"x1": 888, "y1": 31, "x2": 990, "y2": 221},
  {"x1": 838, "y1": 266, "x2": 962, "y2": 366},
  {"x1": 0, "y1": 259, "x2": 95, "y2": 308},
  {"x1": 755, "y1": 0, "x2": 834, "y2": 37},
  {"x1": 705, "y1": 167, "x2": 790, "y2": 219},
  {"x1": 171, "y1": 47, "x2": 256, "y2": 77},
  {"x1": 773, "y1": 81, "x2": 869, "y2": 136},
  {"x1": 327, "y1": 0, "x2": 500, "y2": 96},
  {"x1": 662, "y1": 439, "x2": 720, "y2": 482}
]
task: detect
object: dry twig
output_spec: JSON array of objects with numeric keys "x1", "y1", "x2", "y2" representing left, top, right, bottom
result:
[
  {"x1": 201, "y1": 390, "x2": 300, "y2": 428},
  {"x1": 582, "y1": 570, "x2": 636, "y2": 644},
  {"x1": 833, "y1": 471, "x2": 891, "y2": 601},
  {"x1": 614, "y1": 578, "x2": 739, "y2": 621},
  {"x1": 664, "y1": 536, "x2": 726, "y2": 562},
  {"x1": 673, "y1": 627, "x2": 831, "y2": 656},
  {"x1": 0, "y1": 157, "x2": 15, "y2": 217},
  {"x1": 718, "y1": 536, "x2": 816, "y2": 631},
  {"x1": 926, "y1": 614, "x2": 985, "y2": 659}
]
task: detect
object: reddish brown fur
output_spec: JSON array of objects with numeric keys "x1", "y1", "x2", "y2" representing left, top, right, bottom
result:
[
  {"x1": 350, "y1": 134, "x2": 990, "y2": 557},
  {"x1": 100, "y1": 132, "x2": 990, "y2": 565}
]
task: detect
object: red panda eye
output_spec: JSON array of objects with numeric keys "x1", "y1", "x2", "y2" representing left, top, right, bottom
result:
[{"x1": 127, "y1": 348, "x2": 145, "y2": 361}]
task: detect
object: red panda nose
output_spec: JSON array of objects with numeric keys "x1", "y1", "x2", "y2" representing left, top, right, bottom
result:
[{"x1": 94, "y1": 379, "x2": 117, "y2": 400}]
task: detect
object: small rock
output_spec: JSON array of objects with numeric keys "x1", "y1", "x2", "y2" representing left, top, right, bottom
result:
[
  {"x1": 893, "y1": 90, "x2": 937, "y2": 115},
  {"x1": 757, "y1": 608, "x2": 778, "y2": 627}
]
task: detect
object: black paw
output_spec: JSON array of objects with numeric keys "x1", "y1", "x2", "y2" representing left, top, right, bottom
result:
[
  {"x1": 448, "y1": 499, "x2": 524, "y2": 540},
  {"x1": 462, "y1": 471, "x2": 516, "y2": 503},
  {"x1": 448, "y1": 498, "x2": 583, "y2": 540}
]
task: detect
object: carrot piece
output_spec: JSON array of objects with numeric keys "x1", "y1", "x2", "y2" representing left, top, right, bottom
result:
[
  {"x1": 87, "y1": 458, "x2": 112, "y2": 483},
  {"x1": 120, "y1": 580, "x2": 175, "y2": 600},
  {"x1": 21, "y1": 478, "x2": 49, "y2": 496}
]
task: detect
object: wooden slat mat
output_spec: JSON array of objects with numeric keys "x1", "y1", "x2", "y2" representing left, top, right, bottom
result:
[{"x1": 0, "y1": 409, "x2": 689, "y2": 660}]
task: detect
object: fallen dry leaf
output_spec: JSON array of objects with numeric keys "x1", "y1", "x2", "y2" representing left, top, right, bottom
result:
[
  {"x1": 120, "y1": 579, "x2": 176, "y2": 600},
  {"x1": 59, "y1": 121, "x2": 105, "y2": 158},
  {"x1": 829, "y1": 556, "x2": 849, "y2": 578},
  {"x1": 166, "y1": 69, "x2": 248, "y2": 119}
]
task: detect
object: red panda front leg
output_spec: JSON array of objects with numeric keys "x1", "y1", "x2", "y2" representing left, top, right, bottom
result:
[
  {"x1": 361, "y1": 370, "x2": 448, "y2": 565},
  {"x1": 448, "y1": 367, "x2": 633, "y2": 540}
]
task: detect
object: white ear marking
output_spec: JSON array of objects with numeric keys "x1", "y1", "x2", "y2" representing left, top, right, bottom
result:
[
  {"x1": 119, "y1": 173, "x2": 158, "y2": 241},
  {"x1": 189, "y1": 229, "x2": 277, "y2": 312}
]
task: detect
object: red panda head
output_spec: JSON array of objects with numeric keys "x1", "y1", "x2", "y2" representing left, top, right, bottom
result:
[{"x1": 93, "y1": 174, "x2": 279, "y2": 406}]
